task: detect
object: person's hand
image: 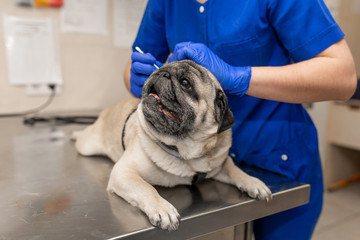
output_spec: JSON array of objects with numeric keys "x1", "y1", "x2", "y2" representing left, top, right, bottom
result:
[
  {"x1": 168, "y1": 42, "x2": 251, "y2": 96},
  {"x1": 130, "y1": 52, "x2": 163, "y2": 98}
]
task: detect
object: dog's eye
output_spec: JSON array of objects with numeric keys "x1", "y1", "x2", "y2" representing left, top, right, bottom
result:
[{"x1": 179, "y1": 79, "x2": 191, "y2": 89}]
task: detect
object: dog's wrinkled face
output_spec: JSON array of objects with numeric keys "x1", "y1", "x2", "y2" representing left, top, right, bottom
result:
[{"x1": 141, "y1": 60, "x2": 234, "y2": 138}]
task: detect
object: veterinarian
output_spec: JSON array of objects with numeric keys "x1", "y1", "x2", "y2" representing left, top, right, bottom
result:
[{"x1": 123, "y1": 0, "x2": 357, "y2": 239}]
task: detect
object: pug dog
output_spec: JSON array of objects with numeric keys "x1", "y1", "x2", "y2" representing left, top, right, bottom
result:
[{"x1": 72, "y1": 60, "x2": 271, "y2": 231}]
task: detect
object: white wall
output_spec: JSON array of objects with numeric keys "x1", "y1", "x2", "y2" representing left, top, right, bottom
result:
[{"x1": 0, "y1": 0, "x2": 132, "y2": 115}]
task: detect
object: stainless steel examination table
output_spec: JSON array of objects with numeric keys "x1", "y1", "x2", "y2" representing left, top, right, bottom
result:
[{"x1": 0, "y1": 116, "x2": 310, "y2": 240}]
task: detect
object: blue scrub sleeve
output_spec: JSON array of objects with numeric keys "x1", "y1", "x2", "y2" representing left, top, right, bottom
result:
[
  {"x1": 268, "y1": 0, "x2": 345, "y2": 62},
  {"x1": 132, "y1": 0, "x2": 170, "y2": 63}
]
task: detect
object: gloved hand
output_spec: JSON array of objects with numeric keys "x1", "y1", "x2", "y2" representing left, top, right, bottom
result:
[
  {"x1": 168, "y1": 42, "x2": 251, "y2": 96},
  {"x1": 130, "y1": 51, "x2": 163, "y2": 98}
]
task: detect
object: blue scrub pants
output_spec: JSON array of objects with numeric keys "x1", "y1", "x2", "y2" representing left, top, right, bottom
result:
[{"x1": 252, "y1": 154, "x2": 324, "y2": 240}]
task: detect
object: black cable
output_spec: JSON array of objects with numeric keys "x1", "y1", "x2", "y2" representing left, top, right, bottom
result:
[
  {"x1": 0, "y1": 84, "x2": 56, "y2": 118},
  {"x1": 23, "y1": 116, "x2": 98, "y2": 126},
  {"x1": 1, "y1": 84, "x2": 98, "y2": 126}
]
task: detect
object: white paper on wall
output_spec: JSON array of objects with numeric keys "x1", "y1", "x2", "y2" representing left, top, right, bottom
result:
[
  {"x1": 61, "y1": 0, "x2": 107, "y2": 35},
  {"x1": 324, "y1": 0, "x2": 341, "y2": 20},
  {"x1": 113, "y1": 0, "x2": 147, "y2": 48},
  {"x1": 353, "y1": 0, "x2": 360, "y2": 14},
  {"x1": 3, "y1": 16, "x2": 62, "y2": 85}
]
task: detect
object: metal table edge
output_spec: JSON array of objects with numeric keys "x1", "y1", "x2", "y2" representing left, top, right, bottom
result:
[{"x1": 108, "y1": 183, "x2": 310, "y2": 240}]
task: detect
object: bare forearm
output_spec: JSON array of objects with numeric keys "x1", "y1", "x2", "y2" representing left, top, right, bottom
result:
[{"x1": 247, "y1": 39, "x2": 357, "y2": 103}]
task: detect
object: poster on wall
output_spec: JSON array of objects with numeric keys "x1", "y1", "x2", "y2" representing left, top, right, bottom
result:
[
  {"x1": 3, "y1": 16, "x2": 62, "y2": 85},
  {"x1": 353, "y1": 0, "x2": 360, "y2": 14},
  {"x1": 113, "y1": 0, "x2": 147, "y2": 48},
  {"x1": 324, "y1": 0, "x2": 340, "y2": 20},
  {"x1": 61, "y1": 0, "x2": 107, "y2": 35}
]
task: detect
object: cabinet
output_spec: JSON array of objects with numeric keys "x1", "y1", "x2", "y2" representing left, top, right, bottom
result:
[{"x1": 324, "y1": 102, "x2": 360, "y2": 188}]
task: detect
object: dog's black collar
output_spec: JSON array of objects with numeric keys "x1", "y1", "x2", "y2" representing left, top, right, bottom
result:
[
  {"x1": 156, "y1": 141, "x2": 183, "y2": 160},
  {"x1": 191, "y1": 172, "x2": 207, "y2": 185},
  {"x1": 121, "y1": 109, "x2": 137, "y2": 151},
  {"x1": 155, "y1": 141, "x2": 207, "y2": 185}
]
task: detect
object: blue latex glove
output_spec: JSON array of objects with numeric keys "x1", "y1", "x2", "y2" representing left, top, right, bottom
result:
[
  {"x1": 168, "y1": 42, "x2": 251, "y2": 96},
  {"x1": 130, "y1": 51, "x2": 163, "y2": 98}
]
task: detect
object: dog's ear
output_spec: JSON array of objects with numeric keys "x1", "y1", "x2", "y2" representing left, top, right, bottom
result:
[
  {"x1": 214, "y1": 90, "x2": 235, "y2": 133},
  {"x1": 218, "y1": 108, "x2": 235, "y2": 133}
]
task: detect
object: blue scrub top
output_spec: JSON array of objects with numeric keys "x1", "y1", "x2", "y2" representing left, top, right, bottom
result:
[{"x1": 133, "y1": 0, "x2": 344, "y2": 182}]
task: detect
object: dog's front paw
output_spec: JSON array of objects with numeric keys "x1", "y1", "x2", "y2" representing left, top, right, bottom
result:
[
  {"x1": 240, "y1": 176, "x2": 272, "y2": 202},
  {"x1": 144, "y1": 198, "x2": 181, "y2": 231}
]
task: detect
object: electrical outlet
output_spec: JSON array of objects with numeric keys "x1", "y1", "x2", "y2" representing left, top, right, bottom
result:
[{"x1": 26, "y1": 84, "x2": 62, "y2": 96}]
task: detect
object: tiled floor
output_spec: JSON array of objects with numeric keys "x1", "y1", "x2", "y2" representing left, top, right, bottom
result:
[{"x1": 312, "y1": 181, "x2": 360, "y2": 240}]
